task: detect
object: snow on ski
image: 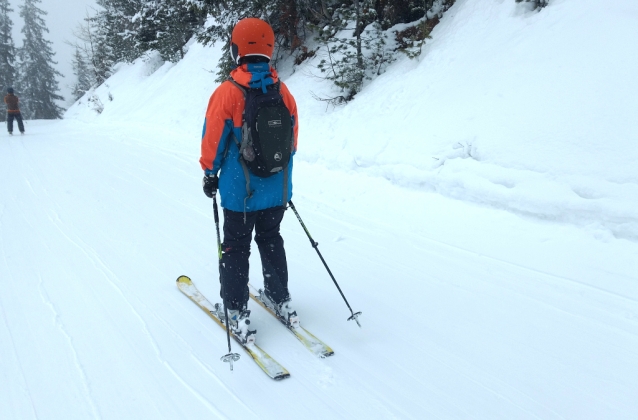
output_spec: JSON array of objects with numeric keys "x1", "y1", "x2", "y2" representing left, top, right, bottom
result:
[
  {"x1": 248, "y1": 283, "x2": 334, "y2": 358},
  {"x1": 176, "y1": 276, "x2": 290, "y2": 380}
]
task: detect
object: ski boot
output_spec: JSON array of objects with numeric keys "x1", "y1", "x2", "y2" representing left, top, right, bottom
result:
[
  {"x1": 226, "y1": 308, "x2": 256, "y2": 345},
  {"x1": 260, "y1": 290, "x2": 300, "y2": 329}
]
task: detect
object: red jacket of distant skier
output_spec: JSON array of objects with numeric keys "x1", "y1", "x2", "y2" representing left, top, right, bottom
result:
[{"x1": 4, "y1": 94, "x2": 20, "y2": 114}]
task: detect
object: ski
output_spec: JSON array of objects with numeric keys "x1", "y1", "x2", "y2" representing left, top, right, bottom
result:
[
  {"x1": 248, "y1": 283, "x2": 334, "y2": 358},
  {"x1": 176, "y1": 276, "x2": 290, "y2": 380}
]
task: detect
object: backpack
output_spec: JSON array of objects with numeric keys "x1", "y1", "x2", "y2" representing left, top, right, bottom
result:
[{"x1": 229, "y1": 78, "x2": 293, "y2": 178}]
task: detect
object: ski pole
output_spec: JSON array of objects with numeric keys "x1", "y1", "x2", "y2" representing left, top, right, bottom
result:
[
  {"x1": 287, "y1": 200, "x2": 362, "y2": 327},
  {"x1": 213, "y1": 190, "x2": 240, "y2": 370}
]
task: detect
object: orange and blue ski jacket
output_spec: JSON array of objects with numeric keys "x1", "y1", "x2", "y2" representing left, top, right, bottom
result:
[{"x1": 200, "y1": 63, "x2": 298, "y2": 212}]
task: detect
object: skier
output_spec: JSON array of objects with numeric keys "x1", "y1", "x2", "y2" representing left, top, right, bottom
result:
[
  {"x1": 199, "y1": 18, "x2": 300, "y2": 343},
  {"x1": 4, "y1": 87, "x2": 25, "y2": 135}
]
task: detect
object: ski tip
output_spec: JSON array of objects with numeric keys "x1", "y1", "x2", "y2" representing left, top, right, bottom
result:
[{"x1": 176, "y1": 275, "x2": 192, "y2": 285}]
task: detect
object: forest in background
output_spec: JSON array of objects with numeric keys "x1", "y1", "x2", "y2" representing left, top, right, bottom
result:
[
  {"x1": 0, "y1": 0, "x2": 550, "y2": 119},
  {"x1": 72, "y1": 0, "x2": 461, "y2": 104}
]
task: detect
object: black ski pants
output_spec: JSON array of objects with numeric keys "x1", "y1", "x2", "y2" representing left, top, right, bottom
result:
[
  {"x1": 220, "y1": 206, "x2": 289, "y2": 310},
  {"x1": 7, "y1": 113, "x2": 24, "y2": 133}
]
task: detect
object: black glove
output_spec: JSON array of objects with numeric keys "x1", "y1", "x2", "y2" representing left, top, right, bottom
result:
[{"x1": 202, "y1": 174, "x2": 219, "y2": 198}]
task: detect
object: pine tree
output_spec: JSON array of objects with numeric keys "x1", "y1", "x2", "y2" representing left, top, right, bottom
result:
[
  {"x1": 193, "y1": 0, "x2": 311, "y2": 81},
  {"x1": 315, "y1": 0, "x2": 382, "y2": 102},
  {"x1": 71, "y1": 47, "x2": 91, "y2": 101},
  {"x1": 195, "y1": 0, "x2": 269, "y2": 82},
  {"x1": 0, "y1": 0, "x2": 17, "y2": 122},
  {"x1": 17, "y1": 0, "x2": 63, "y2": 119},
  {"x1": 95, "y1": 0, "x2": 144, "y2": 64},
  {"x1": 137, "y1": 0, "x2": 206, "y2": 62},
  {"x1": 70, "y1": 10, "x2": 112, "y2": 87}
]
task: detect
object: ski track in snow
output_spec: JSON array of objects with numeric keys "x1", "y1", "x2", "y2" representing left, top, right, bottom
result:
[
  {"x1": 0, "y1": 259, "x2": 39, "y2": 420},
  {"x1": 11, "y1": 135, "x2": 103, "y2": 418},
  {"x1": 2, "y1": 132, "x2": 243, "y2": 418},
  {"x1": 301, "y1": 205, "x2": 574, "y2": 420},
  {"x1": 42, "y1": 186, "x2": 233, "y2": 419},
  {"x1": 35, "y1": 272, "x2": 103, "y2": 420},
  {"x1": 2, "y1": 119, "x2": 637, "y2": 418},
  {"x1": 330, "y1": 189, "x2": 638, "y2": 335},
  {"x1": 423, "y1": 248, "x2": 638, "y2": 339},
  {"x1": 294, "y1": 178, "x2": 638, "y2": 418}
]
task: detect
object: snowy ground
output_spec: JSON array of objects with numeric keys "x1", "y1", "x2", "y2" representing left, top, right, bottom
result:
[
  {"x1": 2, "y1": 0, "x2": 638, "y2": 419},
  {"x1": 2, "y1": 120, "x2": 637, "y2": 419}
]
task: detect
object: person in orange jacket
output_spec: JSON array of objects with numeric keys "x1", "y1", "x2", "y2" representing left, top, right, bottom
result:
[
  {"x1": 199, "y1": 18, "x2": 299, "y2": 343},
  {"x1": 4, "y1": 87, "x2": 25, "y2": 135}
]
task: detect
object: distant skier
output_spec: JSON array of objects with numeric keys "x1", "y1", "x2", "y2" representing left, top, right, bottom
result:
[
  {"x1": 199, "y1": 18, "x2": 299, "y2": 344},
  {"x1": 4, "y1": 87, "x2": 25, "y2": 135}
]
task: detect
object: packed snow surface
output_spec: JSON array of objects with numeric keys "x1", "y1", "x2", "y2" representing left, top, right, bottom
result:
[{"x1": 2, "y1": 0, "x2": 637, "y2": 419}]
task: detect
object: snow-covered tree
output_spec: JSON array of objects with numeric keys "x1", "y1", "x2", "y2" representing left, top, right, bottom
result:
[
  {"x1": 95, "y1": 0, "x2": 144, "y2": 64},
  {"x1": 193, "y1": 0, "x2": 264, "y2": 82},
  {"x1": 62, "y1": 0, "x2": 459, "y2": 105},
  {"x1": 0, "y1": 0, "x2": 17, "y2": 121},
  {"x1": 137, "y1": 0, "x2": 205, "y2": 62},
  {"x1": 71, "y1": 47, "x2": 91, "y2": 101},
  {"x1": 193, "y1": 0, "x2": 314, "y2": 81},
  {"x1": 17, "y1": 0, "x2": 63, "y2": 119},
  {"x1": 69, "y1": 10, "x2": 112, "y2": 88}
]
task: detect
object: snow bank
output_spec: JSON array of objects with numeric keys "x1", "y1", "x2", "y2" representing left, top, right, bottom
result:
[
  {"x1": 65, "y1": 0, "x2": 638, "y2": 240},
  {"x1": 65, "y1": 40, "x2": 223, "y2": 138}
]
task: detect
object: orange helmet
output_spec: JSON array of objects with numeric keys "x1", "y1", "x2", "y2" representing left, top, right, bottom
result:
[{"x1": 230, "y1": 18, "x2": 275, "y2": 64}]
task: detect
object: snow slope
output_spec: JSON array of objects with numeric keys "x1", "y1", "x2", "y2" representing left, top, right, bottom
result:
[
  {"x1": 67, "y1": 0, "x2": 638, "y2": 241},
  {"x1": 3, "y1": 0, "x2": 638, "y2": 419}
]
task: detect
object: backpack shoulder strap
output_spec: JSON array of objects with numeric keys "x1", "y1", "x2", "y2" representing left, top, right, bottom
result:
[
  {"x1": 225, "y1": 77, "x2": 253, "y2": 220},
  {"x1": 228, "y1": 77, "x2": 247, "y2": 97},
  {"x1": 224, "y1": 77, "x2": 247, "y2": 150}
]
